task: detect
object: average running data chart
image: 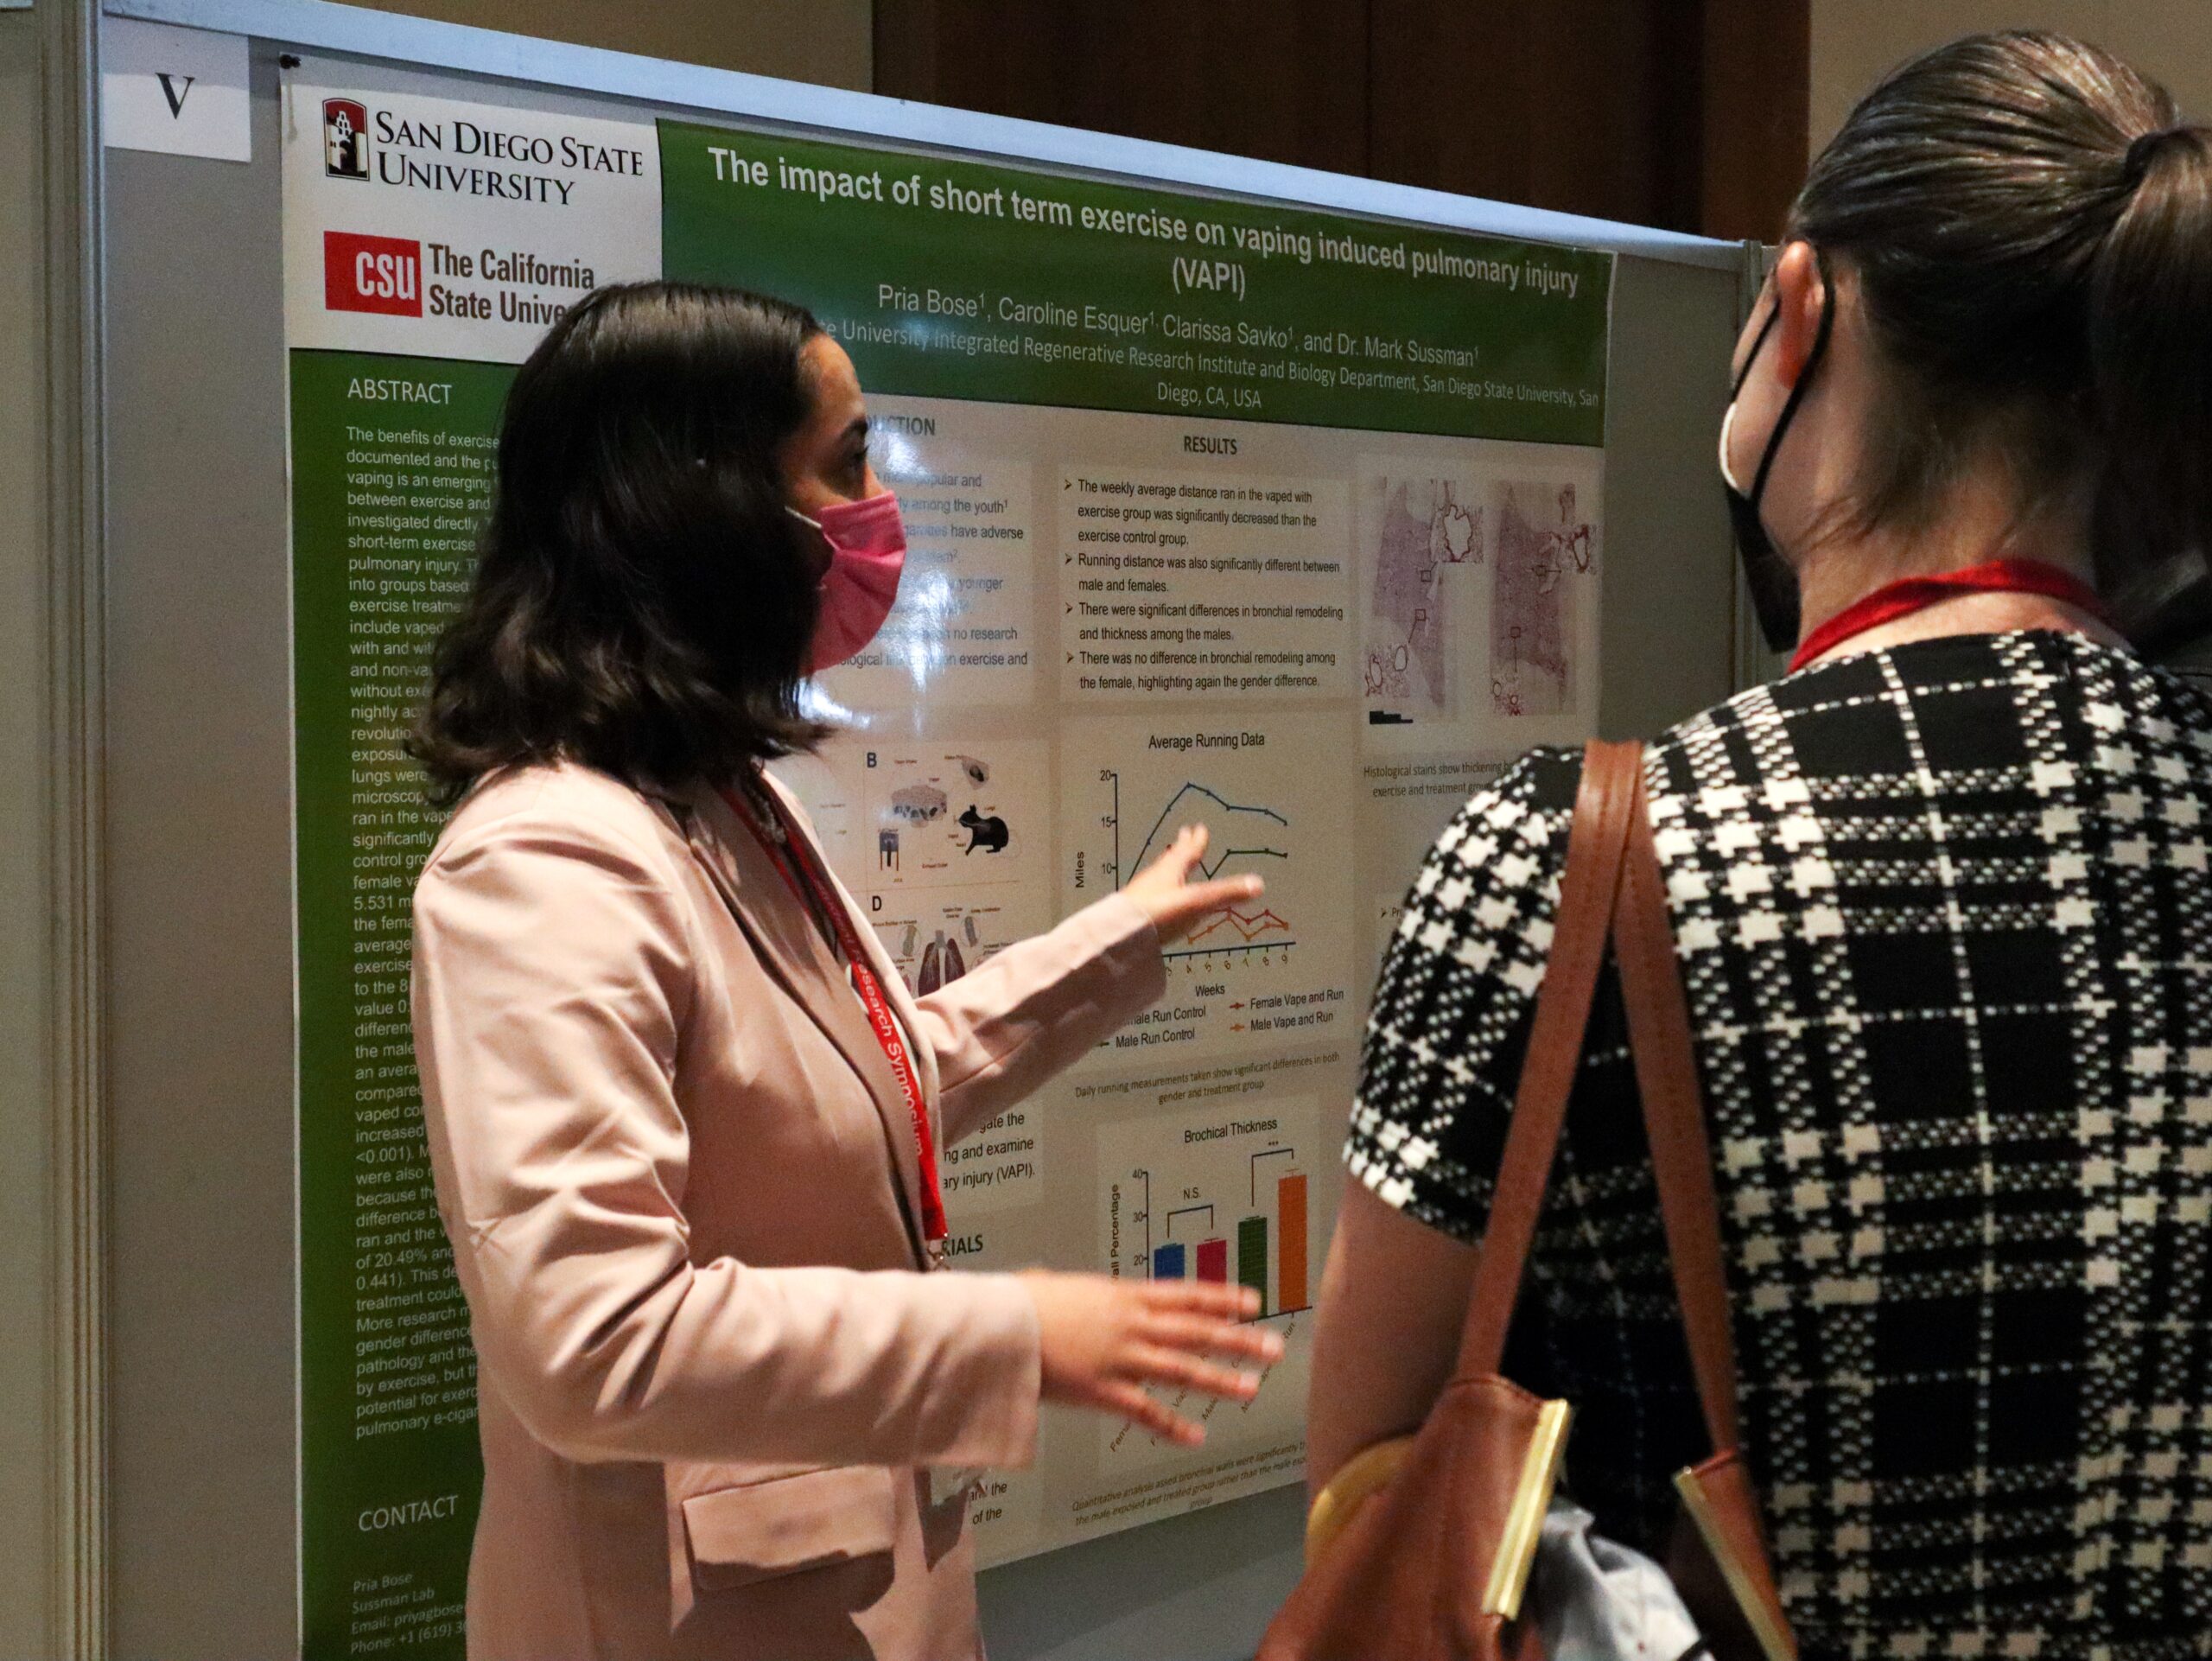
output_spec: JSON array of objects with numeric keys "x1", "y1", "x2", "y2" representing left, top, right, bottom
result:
[
  {"x1": 1096, "y1": 1094, "x2": 1321, "y2": 1470},
  {"x1": 1059, "y1": 711, "x2": 1355, "y2": 1065}
]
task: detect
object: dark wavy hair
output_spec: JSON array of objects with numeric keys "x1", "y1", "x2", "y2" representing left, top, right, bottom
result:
[
  {"x1": 409, "y1": 281, "x2": 833, "y2": 806},
  {"x1": 1791, "y1": 31, "x2": 2212, "y2": 639}
]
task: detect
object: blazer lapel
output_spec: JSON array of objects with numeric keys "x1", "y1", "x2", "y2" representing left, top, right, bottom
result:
[{"x1": 677, "y1": 786, "x2": 930, "y2": 1260}]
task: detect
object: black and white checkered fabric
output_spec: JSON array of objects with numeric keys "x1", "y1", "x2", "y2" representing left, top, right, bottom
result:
[{"x1": 1350, "y1": 632, "x2": 2212, "y2": 1659}]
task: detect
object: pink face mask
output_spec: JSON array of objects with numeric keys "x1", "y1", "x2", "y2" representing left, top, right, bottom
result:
[{"x1": 788, "y1": 492, "x2": 906, "y2": 672}]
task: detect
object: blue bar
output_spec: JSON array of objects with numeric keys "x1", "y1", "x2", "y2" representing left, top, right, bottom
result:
[{"x1": 1153, "y1": 1243, "x2": 1186, "y2": 1281}]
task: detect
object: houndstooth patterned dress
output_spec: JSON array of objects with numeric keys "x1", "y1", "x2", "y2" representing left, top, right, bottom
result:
[{"x1": 1349, "y1": 632, "x2": 2212, "y2": 1660}]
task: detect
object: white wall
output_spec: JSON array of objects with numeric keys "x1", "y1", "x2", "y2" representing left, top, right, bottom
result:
[{"x1": 1812, "y1": 1, "x2": 2212, "y2": 152}]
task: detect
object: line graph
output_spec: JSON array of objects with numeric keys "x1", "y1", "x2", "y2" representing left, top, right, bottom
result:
[
  {"x1": 1125, "y1": 780, "x2": 1290, "y2": 877},
  {"x1": 1061, "y1": 714, "x2": 1353, "y2": 1060},
  {"x1": 1101, "y1": 770, "x2": 1299, "y2": 964},
  {"x1": 1185, "y1": 904, "x2": 1294, "y2": 948}
]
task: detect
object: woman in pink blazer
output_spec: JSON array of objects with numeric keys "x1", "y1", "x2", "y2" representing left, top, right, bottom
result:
[{"x1": 408, "y1": 282, "x2": 1279, "y2": 1660}]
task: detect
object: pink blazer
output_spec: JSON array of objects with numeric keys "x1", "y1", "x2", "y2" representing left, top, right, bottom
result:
[{"x1": 410, "y1": 761, "x2": 1165, "y2": 1660}]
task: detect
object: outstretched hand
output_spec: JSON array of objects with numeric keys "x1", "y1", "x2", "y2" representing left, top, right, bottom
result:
[
  {"x1": 1119, "y1": 825, "x2": 1265, "y2": 946},
  {"x1": 1020, "y1": 1271, "x2": 1283, "y2": 1446}
]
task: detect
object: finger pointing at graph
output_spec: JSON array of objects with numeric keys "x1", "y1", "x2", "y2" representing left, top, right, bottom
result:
[{"x1": 1120, "y1": 824, "x2": 1267, "y2": 946}]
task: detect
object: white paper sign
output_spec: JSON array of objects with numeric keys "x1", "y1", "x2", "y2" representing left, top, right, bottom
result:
[
  {"x1": 103, "y1": 16, "x2": 251, "y2": 163},
  {"x1": 282, "y1": 65, "x2": 662, "y2": 362}
]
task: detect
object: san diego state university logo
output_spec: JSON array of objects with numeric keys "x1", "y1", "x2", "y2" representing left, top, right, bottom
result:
[{"x1": 324, "y1": 98, "x2": 370, "y2": 180}]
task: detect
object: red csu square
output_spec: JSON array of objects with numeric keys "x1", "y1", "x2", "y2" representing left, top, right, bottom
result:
[{"x1": 324, "y1": 231, "x2": 423, "y2": 317}]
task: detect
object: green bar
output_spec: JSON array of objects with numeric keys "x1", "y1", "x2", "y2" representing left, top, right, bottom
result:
[
  {"x1": 659, "y1": 119, "x2": 1610, "y2": 445},
  {"x1": 1237, "y1": 1215, "x2": 1269, "y2": 1319}
]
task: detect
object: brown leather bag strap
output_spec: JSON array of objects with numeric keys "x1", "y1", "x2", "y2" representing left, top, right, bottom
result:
[
  {"x1": 1611, "y1": 761, "x2": 1745, "y2": 1454},
  {"x1": 1454, "y1": 739, "x2": 1644, "y2": 1379}
]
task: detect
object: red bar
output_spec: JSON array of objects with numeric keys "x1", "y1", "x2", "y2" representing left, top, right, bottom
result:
[
  {"x1": 1278, "y1": 1174, "x2": 1309, "y2": 1313},
  {"x1": 1196, "y1": 1238, "x2": 1228, "y2": 1283}
]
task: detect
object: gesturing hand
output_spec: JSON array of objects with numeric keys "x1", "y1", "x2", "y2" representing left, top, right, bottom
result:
[
  {"x1": 1119, "y1": 825, "x2": 1267, "y2": 947},
  {"x1": 1020, "y1": 1272, "x2": 1285, "y2": 1447}
]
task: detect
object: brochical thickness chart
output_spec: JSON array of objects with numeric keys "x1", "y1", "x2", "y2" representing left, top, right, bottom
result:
[{"x1": 1096, "y1": 1095, "x2": 1321, "y2": 1471}]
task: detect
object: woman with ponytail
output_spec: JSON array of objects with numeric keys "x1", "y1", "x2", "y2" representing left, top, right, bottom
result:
[{"x1": 1306, "y1": 33, "x2": 2212, "y2": 1657}]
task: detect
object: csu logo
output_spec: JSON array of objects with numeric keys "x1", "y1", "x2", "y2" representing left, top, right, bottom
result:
[
  {"x1": 324, "y1": 98, "x2": 370, "y2": 180},
  {"x1": 324, "y1": 231, "x2": 422, "y2": 317}
]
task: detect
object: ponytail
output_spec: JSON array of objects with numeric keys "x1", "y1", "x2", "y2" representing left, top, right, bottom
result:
[
  {"x1": 1791, "y1": 32, "x2": 2212, "y2": 644},
  {"x1": 2089, "y1": 126, "x2": 2212, "y2": 630}
]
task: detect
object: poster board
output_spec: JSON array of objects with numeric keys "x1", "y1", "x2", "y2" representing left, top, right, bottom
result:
[
  {"x1": 280, "y1": 56, "x2": 1614, "y2": 1645},
  {"x1": 92, "y1": 6, "x2": 1750, "y2": 1656}
]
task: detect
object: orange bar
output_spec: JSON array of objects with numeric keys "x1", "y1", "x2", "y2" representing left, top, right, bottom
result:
[{"x1": 1277, "y1": 1174, "x2": 1308, "y2": 1313}]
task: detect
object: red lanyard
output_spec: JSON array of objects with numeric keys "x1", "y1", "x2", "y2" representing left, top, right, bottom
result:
[
  {"x1": 1789, "y1": 558, "x2": 2110, "y2": 673},
  {"x1": 719, "y1": 782, "x2": 950, "y2": 1251}
]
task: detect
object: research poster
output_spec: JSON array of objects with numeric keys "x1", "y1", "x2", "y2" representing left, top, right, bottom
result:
[{"x1": 284, "y1": 60, "x2": 1608, "y2": 1657}]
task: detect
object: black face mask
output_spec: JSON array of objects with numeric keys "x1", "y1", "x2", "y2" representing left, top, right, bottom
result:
[{"x1": 1720, "y1": 251, "x2": 1835, "y2": 653}]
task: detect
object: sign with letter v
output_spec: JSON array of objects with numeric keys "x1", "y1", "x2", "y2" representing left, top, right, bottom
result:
[{"x1": 103, "y1": 16, "x2": 251, "y2": 163}]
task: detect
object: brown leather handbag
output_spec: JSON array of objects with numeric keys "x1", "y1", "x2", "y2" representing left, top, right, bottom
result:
[{"x1": 1260, "y1": 741, "x2": 1797, "y2": 1661}]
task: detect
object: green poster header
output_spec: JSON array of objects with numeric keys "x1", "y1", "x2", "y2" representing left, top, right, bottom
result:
[{"x1": 659, "y1": 120, "x2": 1610, "y2": 444}]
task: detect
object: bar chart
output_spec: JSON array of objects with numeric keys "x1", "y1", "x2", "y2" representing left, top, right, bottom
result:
[
  {"x1": 1143, "y1": 1168, "x2": 1309, "y2": 1319},
  {"x1": 1097, "y1": 1093, "x2": 1322, "y2": 1469},
  {"x1": 1102, "y1": 1096, "x2": 1319, "y2": 1321}
]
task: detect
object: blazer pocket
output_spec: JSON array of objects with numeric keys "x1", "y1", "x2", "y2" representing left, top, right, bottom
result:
[{"x1": 679, "y1": 1465, "x2": 899, "y2": 1593}]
